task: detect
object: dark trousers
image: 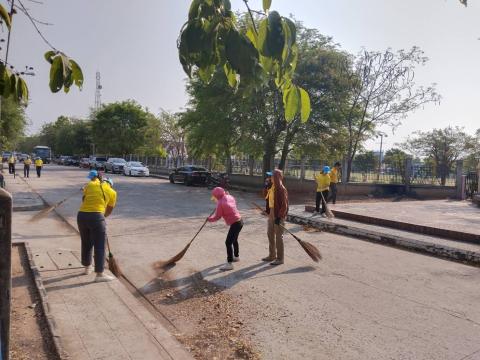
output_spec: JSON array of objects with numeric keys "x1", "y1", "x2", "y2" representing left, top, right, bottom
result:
[
  {"x1": 24, "y1": 165, "x2": 30, "y2": 178},
  {"x1": 36, "y1": 166, "x2": 42, "y2": 177},
  {"x1": 315, "y1": 190, "x2": 329, "y2": 213},
  {"x1": 329, "y1": 183, "x2": 338, "y2": 204},
  {"x1": 77, "y1": 212, "x2": 107, "y2": 273},
  {"x1": 8, "y1": 163, "x2": 14, "y2": 174},
  {"x1": 226, "y1": 220, "x2": 243, "y2": 262}
]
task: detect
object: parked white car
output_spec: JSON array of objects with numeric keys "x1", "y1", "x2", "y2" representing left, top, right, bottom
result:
[{"x1": 123, "y1": 161, "x2": 150, "y2": 177}]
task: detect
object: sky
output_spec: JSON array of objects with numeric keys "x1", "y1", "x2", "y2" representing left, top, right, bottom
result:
[{"x1": 10, "y1": 0, "x2": 480, "y2": 152}]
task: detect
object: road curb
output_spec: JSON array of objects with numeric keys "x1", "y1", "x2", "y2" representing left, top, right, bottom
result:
[
  {"x1": 287, "y1": 213, "x2": 480, "y2": 267},
  {"x1": 23, "y1": 242, "x2": 69, "y2": 359}
]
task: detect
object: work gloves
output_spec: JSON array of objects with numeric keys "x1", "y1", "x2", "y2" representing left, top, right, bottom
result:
[{"x1": 274, "y1": 217, "x2": 281, "y2": 225}]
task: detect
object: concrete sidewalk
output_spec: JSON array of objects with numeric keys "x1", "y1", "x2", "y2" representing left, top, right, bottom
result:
[
  {"x1": 9, "y1": 177, "x2": 193, "y2": 360},
  {"x1": 4, "y1": 172, "x2": 44, "y2": 211},
  {"x1": 289, "y1": 205, "x2": 480, "y2": 266}
]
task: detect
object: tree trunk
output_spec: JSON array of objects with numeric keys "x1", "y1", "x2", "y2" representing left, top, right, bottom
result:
[{"x1": 263, "y1": 139, "x2": 275, "y2": 175}]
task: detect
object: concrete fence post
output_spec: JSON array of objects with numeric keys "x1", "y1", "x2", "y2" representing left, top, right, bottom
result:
[
  {"x1": 404, "y1": 157, "x2": 412, "y2": 194},
  {"x1": 456, "y1": 160, "x2": 464, "y2": 199},
  {"x1": 0, "y1": 189, "x2": 12, "y2": 360},
  {"x1": 248, "y1": 156, "x2": 254, "y2": 176},
  {"x1": 341, "y1": 156, "x2": 348, "y2": 184}
]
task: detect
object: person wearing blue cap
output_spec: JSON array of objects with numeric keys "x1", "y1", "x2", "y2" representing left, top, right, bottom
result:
[
  {"x1": 77, "y1": 170, "x2": 117, "y2": 282},
  {"x1": 315, "y1": 166, "x2": 331, "y2": 217}
]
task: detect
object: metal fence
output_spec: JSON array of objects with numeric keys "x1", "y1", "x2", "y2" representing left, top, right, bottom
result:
[
  {"x1": 465, "y1": 171, "x2": 478, "y2": 199},
  {"x1": 126, "y1": 154, "x2": 465, "y2": 187}
]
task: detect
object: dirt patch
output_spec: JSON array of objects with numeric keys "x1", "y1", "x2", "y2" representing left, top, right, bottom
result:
[
  {"x1": 146, "y1": 269, "x2": 261, "y2": 360},
  {"x1": 10, "y1": 245, "x2": 59, "y2": 360}
]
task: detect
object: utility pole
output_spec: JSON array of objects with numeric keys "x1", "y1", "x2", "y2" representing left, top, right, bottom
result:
[
  {"x1": 94, "y1": 71, "x2": 102, "y2": 111},
  {"x1": 376, "y1": 132, "x2": 387, "y2": 180}
]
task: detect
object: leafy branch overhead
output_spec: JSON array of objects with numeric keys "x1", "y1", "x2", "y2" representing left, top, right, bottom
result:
[
  {"x1": 179, "y1": 0, "x2": 311, "y2": 122},
  {"x1": 0, "y1": 2, "x2": 83, "y2": 104},
  {"x1": 44, "y1": 51, "x2": 84, "y2": 93}
]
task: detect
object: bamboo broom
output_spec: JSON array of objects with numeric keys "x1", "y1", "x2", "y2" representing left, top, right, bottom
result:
[
  {"x1": 106, "y1": 236, "x2": 122, "y2": 277},
  {"x1": 152, "y1": 209, "x2": 215, "y2": 270},
  {"x1": 31, "y1": 190, "x2": 80, "y2": 221},
  {"x1": 252, "y1": 202, "x2": 322, "y2": 262}
]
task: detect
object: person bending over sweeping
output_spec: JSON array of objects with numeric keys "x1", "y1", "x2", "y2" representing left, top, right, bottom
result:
[
  {"x1": 208, "y1": 187, "x2": 243, "y2": 271},
  {"x1": 77, "y1": 170, "x2": 117, "y2": 282},
  {"x1": 315, "y1": 166, "x2": 331, "y2": 217}
]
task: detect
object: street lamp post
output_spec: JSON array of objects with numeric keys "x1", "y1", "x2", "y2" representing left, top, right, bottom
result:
[{"x1": 376, "y1": 133, "x2": 388, "y2": 180}]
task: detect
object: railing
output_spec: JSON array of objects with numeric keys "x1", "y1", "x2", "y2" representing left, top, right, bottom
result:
[
  {"x1": 124, "y1": 155, "x2": 463, "y2": 188},
  {"x1": 465, "y1": 171, "x2": 478, "y2": 199}
]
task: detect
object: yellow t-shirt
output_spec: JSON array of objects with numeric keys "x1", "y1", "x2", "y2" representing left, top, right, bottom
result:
[
  {"x1": 330, "y1": 168, "x2": 339, "y2": 184},
  {"x1": 24, "y1": 159, "x2": 32, "y2": 166},
  {"x1": 79, "y1": 179, "x2": 117, "y2": 213},
  {"x1": 8, "y1": 156, "x2": 15, "y2": 164},
  {"x1": 315, "y1": 173, "x2": 331, "y2": 192},
  {"x1": 35, "y1": 159, "x2": 43, "y2": 167},
  {"x1": 267, "y1": 184, "x2": 275, "y2": 209}
]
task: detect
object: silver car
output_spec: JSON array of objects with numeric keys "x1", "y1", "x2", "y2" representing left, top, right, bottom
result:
[{"x1": 105, "y1": 158, "x2": 127, "y2": 174}]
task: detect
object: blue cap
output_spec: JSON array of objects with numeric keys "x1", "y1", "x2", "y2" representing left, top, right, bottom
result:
[
  {"x1": 87, "y1": 170, "x2": 98, "y2": 179},
  {"x1": 266, "y1": 171, "x2": 273, "y2": 177},
  {"x1": 105, "y1": 178, "x2": 114, "y2": 187},
  {"x1": 323, "y1": 166, "x2": 331, "y2": 173}
]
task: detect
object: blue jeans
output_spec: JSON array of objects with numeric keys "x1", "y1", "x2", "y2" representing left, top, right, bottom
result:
[{"x1": 77, "y1": 212, "x2": 107, "y2": 273}]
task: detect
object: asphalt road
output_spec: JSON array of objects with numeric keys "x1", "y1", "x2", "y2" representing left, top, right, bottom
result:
[{"x1": 22, "y1": 165, "x2": 480, "y2": 360}]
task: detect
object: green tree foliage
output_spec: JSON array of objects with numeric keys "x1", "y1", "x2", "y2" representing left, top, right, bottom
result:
[
  {"x1": 0, "y1": 2, "x2": 83, "y2": 103},
  {"x1": 136, "y1": 114, "x2": 167, "y2": 157},
  {"x1": 401, "y1": 126, "x2": 471, "y2": 185},
  {"x1": 158, "y1": 111, "x2": 187, "y2": 165},
  {"x1": 179, "y1": 0, "x2": 310, "y2": 124},
  {"x1": 352, "y1": 151, "x2": 377, "y2": 172},
  {"x1": 383, "y1": 148, "x2": 407, "y2": 170},
  {"x1": 37, "y1": 116, "x2": 91, "y2": 155},
  {"x1": 92, "y1": 101, "x2": 150, "y2": 156},
  {"x1": 0, "y1": 96, "x2": 27, "y2": 149}
]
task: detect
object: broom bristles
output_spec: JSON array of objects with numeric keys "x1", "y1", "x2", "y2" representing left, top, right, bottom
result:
[
  {"x1": 108, "y1": 253, "x2": 122, "y2": 277},
  {"x1": 298, "y1": 239, "x2": 322, "y2": 262},
  {"x1": 31, "y1": 205, "x2": 55, "y2": 221},
  {"x1": 152, "y1": 241, "x2": 193, "y2": 270}
]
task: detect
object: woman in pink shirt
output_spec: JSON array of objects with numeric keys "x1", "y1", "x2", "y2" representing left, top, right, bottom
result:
[{"x1": 208, "y1": 187, "x2": 243, "y2": 271}]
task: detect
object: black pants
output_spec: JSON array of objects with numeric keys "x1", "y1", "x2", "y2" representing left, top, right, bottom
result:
[
  {"x1": 8, "y1": 163, "x2": 14, "y2": 174},
  {"x1": 77, "y1": 212, "x2": 107, "y2": 273},
  {"x1": 36, "y1": 166, "x2": 42, "y2": 177},
  {"x1": 226, "y1": 220, "x2": 243, "y2": 262},
  {"x1": 329, "y1": 183, "x2": 337, "y2": 204},
  {"x1": 24, "y1": 165, "x2": 30, "y2": 178},
  {"x1": 315, "y1": 190, "x2": 329, "y2": 213}
]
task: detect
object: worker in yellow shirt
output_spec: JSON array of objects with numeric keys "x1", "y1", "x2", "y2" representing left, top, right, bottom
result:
[
  {"x1": 329, "y1": 162, "x2": 341, "y2": 204},
  {"x1": 23, "y1": 156, "x2": 32, "y2": 178},
  {"x1": 34, "y1": 157, "x2": 43, "y2": 178},
  {"x1": 77, "y1": 170, "x2": 117, "y2": 282},
  {"x1": 8, "y1": 154, "x2": 16, "y2": 174},
  {"x1": 315, "y1": 166, "x2": 331, "y2": 217}
]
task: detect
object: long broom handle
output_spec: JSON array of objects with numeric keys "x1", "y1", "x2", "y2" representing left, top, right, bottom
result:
[
  {"x1": 251, "y1": 202, "x2": 302, "y2": 244},
  {"x1": 187, "y1": 209, "x2": 216, "y2": 246}
]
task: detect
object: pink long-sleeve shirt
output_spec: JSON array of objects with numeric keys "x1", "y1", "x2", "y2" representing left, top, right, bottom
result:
[{"x1": 208, "y1": 188, "x2": 241, "y2": 226}]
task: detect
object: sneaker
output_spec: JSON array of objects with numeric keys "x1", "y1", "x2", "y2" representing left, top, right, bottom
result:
[
  {"x1": 220, "y1": 262, "x2": 234, "y2": 271},
  {"x1": 262, "y1": 256, "x2": 275, "y2": 262},
  {"x1": 94, "y1": 273, "x2": 115, "y2": 282},
  {"x1": 321, "y1": 213, "x2": 327, "y2": 218},
  {"x1": 233, "y1": 256, "x2": 240, "y2": 262},
  {"x1": 84, "y1": 266, "x2": 92, "y2": 275},
  {"x1": 270, "y1": 259, "x2": 284, "y2": 266}
]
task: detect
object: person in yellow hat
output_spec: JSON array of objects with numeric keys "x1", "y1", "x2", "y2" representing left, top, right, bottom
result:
[
  {"x1": 315, "y1": 166, "x2": 331, "y2": 217},
  {"x1": 77, "y1": 170, "x2": 117, "y2": 282},
  {"x1": 34, "y1": 157, "x2": 43, "y2": 177},
  {"x1": 329, "y1": 162, "x2": 341, "y2": 204},
  {"x1": 8, "y1": 153, "x2": 16, "y2": 174},
  {"x1": 23, "y1": 156, "x2": 32, "y2": 178}
]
